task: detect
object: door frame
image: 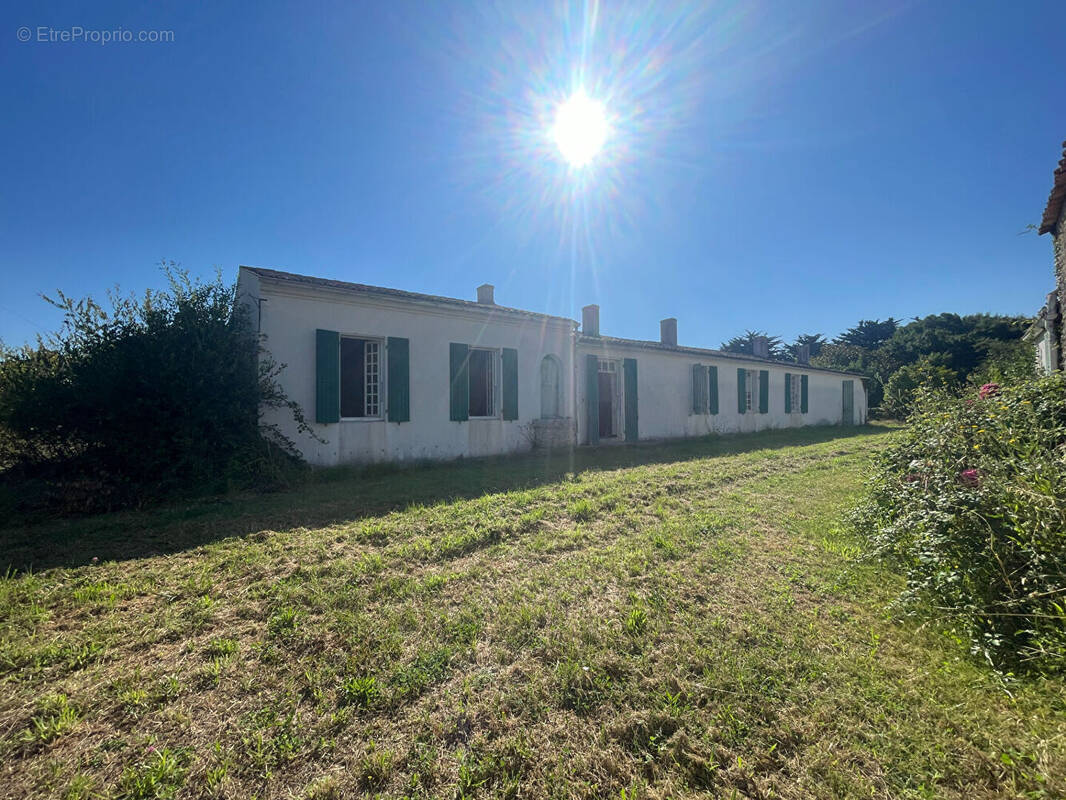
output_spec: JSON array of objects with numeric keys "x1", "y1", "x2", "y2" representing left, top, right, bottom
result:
[{"x1": 842, "y1": 380, "x2": 854, "y2": 425}]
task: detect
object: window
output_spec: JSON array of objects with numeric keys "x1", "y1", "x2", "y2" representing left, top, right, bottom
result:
[
  {"x1": 469, "y1": 348, "x2": 496, "y2": 417},
  {"x1": 789, "y1": 374, "x2": 802, "y2": 413},
  {"x1": 341, "y1": 337, "x2": 382, "y2": 418},
  {"x1": 692, "y1": 364, "x2": 708, "y2": 414},
  {"x1": 744, "y1": 369, "x2": 758, "y2": 412},
  {"x1": 540, "y1": 355, "x2": 561, "y2": 418}
]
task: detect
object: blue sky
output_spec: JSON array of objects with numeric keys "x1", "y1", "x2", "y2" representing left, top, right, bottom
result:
[{"x1": 2, "y1": 0, "x2": 1064, "y2": 349}]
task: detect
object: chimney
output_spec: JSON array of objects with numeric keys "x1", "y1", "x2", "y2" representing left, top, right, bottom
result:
[
  {"x1": 476, "y1": 284, "x2": 495, "y2": 304},
  {"x1": 752, "y1": 336, "x2": 769, "y2": 359},
  {"x1": 582, "y1": 304, "x2": 600, "y2": 336},
  {"x1": 660, "y1": 317, "x2": 677, "y2": 347},
  {"x1": 796, "y1": 344, "x2": 810, "y2": 365}
]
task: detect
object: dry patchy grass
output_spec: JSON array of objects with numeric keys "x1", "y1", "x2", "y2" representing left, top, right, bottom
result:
[{"x1": 1, "y1": 425, "x2": 1063, "y2": 799}]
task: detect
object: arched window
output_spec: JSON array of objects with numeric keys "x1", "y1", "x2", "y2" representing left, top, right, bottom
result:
[{"x1": 540, "y1": 355, "x2": 561, "y2": 418}]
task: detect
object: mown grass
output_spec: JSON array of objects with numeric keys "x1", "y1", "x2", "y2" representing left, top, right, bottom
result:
[{"x1": 0, "y1": 424, "x2": 1063, "y2": 799}]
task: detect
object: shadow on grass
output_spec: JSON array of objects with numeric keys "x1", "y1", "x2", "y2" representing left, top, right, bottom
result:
[{"x1": 0, "y1": 423, "x2": 896, "y2": 573}]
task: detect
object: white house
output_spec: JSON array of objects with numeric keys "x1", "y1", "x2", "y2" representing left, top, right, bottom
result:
[{"x1": 237, "y1": 266, "x2": 866, "y2": 466}]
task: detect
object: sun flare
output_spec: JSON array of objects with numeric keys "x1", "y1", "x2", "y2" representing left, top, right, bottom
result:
[{"x1": 551, "y1": 90, "x2": 609, "y2": 167}]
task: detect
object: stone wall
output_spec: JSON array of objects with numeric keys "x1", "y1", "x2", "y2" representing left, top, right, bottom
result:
[{"x1": 1056, "y1": 204, "x2": 1066, "y2": 369}]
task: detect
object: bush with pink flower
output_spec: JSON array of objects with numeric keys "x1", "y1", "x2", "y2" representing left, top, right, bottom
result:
[
  {"x1": 850, "y1": 371, "x2": 1066, "y2": 674},
  {"x1": 978, "y1": 382, "x2": 1000, "y2": 399}
]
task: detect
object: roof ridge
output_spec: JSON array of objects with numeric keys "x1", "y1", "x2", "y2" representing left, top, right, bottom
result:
[
  {"x1": 242, "y1": 266, "x2": 577, "y2": 325},
  {"x1": 577, "y1": 333, "x2": 865, "y2": 377}
]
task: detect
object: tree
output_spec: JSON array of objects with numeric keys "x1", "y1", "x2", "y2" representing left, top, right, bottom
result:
[
  {"x1": 814, "y1": 312, "x2": 1031, "y2": 413},
  {"x1": 879, "y1": 356, "x2": 958, "y2": 419},
  {"x1": 0, "y1": 263, "x2": 309, "y2": 515},
  {"x1": 834, "y1": 318, "x2": 899, "y2": 349},
  {"x1": 720, "y1": 330, "x2": 786, "y2": 360},
  {"x1": 785, "y1": 333, "x2": 827, "y2": 361},
  {"x1": 879, "y1": 313, "x2": 1031, "y2": 379}
]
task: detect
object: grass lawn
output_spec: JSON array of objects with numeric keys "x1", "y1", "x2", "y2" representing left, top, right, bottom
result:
[{"x1": 1, "y1": 424, "x2": 1063, "y2": 799}]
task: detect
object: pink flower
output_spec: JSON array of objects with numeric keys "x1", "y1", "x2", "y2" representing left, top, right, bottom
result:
[
  {"x1": 959, "y1": 468, "x2": 980, "y2": 486},
  {"x1": 91, "y1": 557, "x2": 98, "y2": 564},
  {"x1": 978, "y1": 383, "x2": 1000, "y2": 399}
]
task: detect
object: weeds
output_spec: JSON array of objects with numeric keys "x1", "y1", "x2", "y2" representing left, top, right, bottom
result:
[
  {"x1": 339, "y1": 675, "x2": 380, "y2": 709},
  {"x1": 116, "y1": 747, "x2": 188, "y2": 799},
  {"x1": 1, "y1": 425, "x2": 1063, "y2": 798},
  {"x1": 19, "y1": 693, "x2": 80, "y2": 747}
]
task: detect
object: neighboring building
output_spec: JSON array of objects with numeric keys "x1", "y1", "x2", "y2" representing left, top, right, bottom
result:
[
  {"x1": 238, "y1": 266, "x2": 867, "y2": 466},
  {"x1": 1030, "y1": 139, "x2": 1066, "y2": 375},
  {"x1": 1024, "y1": 291, "x2": 1061, "y2": 376}
]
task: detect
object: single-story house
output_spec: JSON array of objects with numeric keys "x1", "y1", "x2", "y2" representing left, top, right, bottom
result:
[{"x1": 237, "y1": 266, "x2": 867, "y2": 466}]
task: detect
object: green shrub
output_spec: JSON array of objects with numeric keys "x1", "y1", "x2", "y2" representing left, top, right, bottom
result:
[
  {"x1": 850, "y1": 373, "x2": 1066, "y2": 673},
  {"x1": 0, "y1": 263, "x2": 310, "y2": 517},
  {"x1": 879, "y1": 357, "x2": 958, "y2": 419}
]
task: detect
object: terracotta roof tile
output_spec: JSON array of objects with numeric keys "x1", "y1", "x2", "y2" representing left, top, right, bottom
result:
[{"x1": 1039, "y1": 139, "x2": 1066, "y2": 235}]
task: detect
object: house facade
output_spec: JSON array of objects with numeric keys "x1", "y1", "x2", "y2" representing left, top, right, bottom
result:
[
  {"x1": 238, "y1": 266, "x2": 866, "y2": 467},
  {"x1": 1030, "y1": 139, "x2": 1066, "y2": 375}
]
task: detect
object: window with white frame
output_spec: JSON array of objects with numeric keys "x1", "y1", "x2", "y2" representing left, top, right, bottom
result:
[
  {"x1": 341, "y1": 337, "x2": 382, "y2": 418},
  {"x1": 745, "y1": 369, "x2": 758, "y2": 412},
  {"x1": 469, "y1": 348, "x2": 497, "y2": 417},
  {"x1": 790, "y1": 374, "x2": 802, "y2": 413}
]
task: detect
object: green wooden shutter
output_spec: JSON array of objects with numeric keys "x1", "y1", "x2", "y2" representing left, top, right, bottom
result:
[
  {"x1": 315, "y1": 329, "x2": 340, "y2": 423},
  {"x1": 502, "y1": 348, "x2": 518, "y2": 420},
  {"x1": 449, "y1": 342, "x2": 469, "y2": 422},
  {"x1": 800, "y1": 375, "x2": 809, "y2": 414},
  {"x1": 586, "y1": 354, "x2": 599, "y2": 445},
  {"x1": 759, "y1": 370, "x2": 769, "y2": 414},
  {"x1": 386, "y1": 337, "x2": 410, "y2": 422},
  {"x1": 784, "y1": 372, "x2": 792, "y2": 414},
  {"x1": 623, "y1": 358, "x2": 638, "y2": 442},
  {"x1": 737, "y1": 368, "x2": 746, "y2": 414},
  {"x1": 692, "y1": 364, "x2": 702, "y2": 414},
  {"x1": 708, "y1": 366, "x2": 719, "y2": 415}
]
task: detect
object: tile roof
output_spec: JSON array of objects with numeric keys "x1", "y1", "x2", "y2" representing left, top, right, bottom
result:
[
  {"x1": 244, "y1": 267, "x2": 863, "y2": 377},
  {"x1": 242, "y1": 266, "x2": 577, "y2": 325},
  {"x1": 577, "y1": 334, "x2": 866, "y2": 377},
  {"x1": 1039, "y1": 139, "x2": 1066, "y2": 235}
]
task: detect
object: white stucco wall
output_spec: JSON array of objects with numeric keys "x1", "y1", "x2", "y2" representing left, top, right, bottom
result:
[
  {"x1": 240, "y1": 269, "x2": 576, "y2": 466},
  {"x1": 240, "y1": 268, "x2": 867, "y2": 465},
  {"x1": 574, "y1": 340, "x2": 866, "y2": 445}
]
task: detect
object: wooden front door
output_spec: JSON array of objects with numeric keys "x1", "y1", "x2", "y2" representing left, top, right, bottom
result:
[{"x1": 842, "y1": 380, "x2": 854, "y2": 425}]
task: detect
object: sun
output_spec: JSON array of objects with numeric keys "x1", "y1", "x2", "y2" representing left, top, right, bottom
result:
[{"x1": 551, "y1": 90, "x2": 609, "y2": 167}]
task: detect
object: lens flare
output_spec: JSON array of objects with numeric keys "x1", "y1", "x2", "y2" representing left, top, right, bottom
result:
[{"x1": 551, "y1": 90, "x2": 610, "y2": 167}]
